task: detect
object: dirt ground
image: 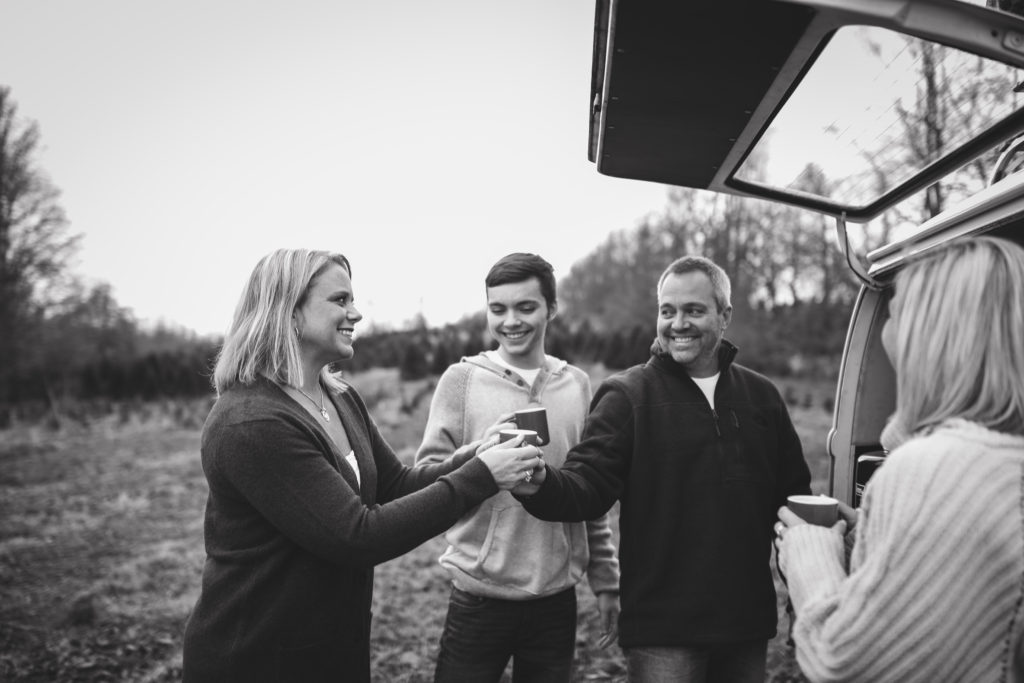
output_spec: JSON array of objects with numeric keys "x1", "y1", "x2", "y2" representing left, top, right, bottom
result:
[{"x1": 0, "y1": 375, "x2": 830, "y2": 682}]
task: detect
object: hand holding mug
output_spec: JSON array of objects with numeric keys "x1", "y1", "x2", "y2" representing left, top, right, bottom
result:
[
  {"x1": 775, "y1": 495, "x2": 847, "y2": 553},
  {"x1": 510, "y1": 460, "x2": 546, "y2": 496},
  {"x1": 477, "y1": 436, "x2": 544, "y2": 491},
  {"x1": 476, "y1": 412, "x2": 517, "y2": 454},
  {"x1": 837, "y1": 499, "x2": 858, "y2": 533}
]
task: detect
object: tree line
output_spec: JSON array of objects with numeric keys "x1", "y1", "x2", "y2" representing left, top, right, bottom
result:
[{"x1": 3, "y1": 31, "x2": 1018, "y2": 423}]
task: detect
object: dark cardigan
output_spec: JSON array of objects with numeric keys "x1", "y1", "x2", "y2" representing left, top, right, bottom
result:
[{"x1": 182, "y1": 376, "x2": 497, "y2": 682}]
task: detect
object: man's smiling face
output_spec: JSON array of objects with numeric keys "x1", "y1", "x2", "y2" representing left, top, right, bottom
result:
[{"x1": 656, "y1": 271, "x2": 731, "y2": 378}]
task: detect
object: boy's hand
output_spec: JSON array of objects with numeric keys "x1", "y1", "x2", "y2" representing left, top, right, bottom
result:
[{"x1": 479, "y1": 412, "x2": 517, "y2": 449}]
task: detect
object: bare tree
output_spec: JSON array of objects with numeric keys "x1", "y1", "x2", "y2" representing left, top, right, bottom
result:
[{"x1": 0, "y1": 86, "x2": 80, "y2": 403}]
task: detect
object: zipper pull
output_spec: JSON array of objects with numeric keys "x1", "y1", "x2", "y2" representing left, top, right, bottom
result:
[
  {"x1": 731, "y1": 410, "x2": 739, "y2": 430},
  {"x1": 711, "y1": 408, "x2": 722, "y2": 437}
]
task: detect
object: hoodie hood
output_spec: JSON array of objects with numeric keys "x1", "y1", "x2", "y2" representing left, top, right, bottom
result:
[{"x1": 462, "y1": 352, "x2": 568, "y2": 379}]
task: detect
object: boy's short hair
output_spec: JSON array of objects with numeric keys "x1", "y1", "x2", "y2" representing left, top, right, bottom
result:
[{"x1": 485, "y1": 253, "x2": 557, "y2": 310}]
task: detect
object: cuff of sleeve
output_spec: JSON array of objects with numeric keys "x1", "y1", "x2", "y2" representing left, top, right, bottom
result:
[
  {"x1": 450, "y1": 441, "x2": 480, "y2": 466},
  {"x1": 587, "y1": 565, "x2": 621, "y2": 595},
  {"x1": 780, "y1": 524, "x2": 847, "y2": 611},
  {"x1": 454, "y1": 456, "x2": 501, "y2": 500},
  {"x1": 513, "y1": 470, "x2": 557, "y2": 509}
]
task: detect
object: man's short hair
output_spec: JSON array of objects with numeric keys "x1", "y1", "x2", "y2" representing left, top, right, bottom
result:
[
  {"x1": 657, "y1": 255, "x2": 732, "y2": 313},
  {"x1": 486, "y1": 253, "x2": 557, "y2": 310}
]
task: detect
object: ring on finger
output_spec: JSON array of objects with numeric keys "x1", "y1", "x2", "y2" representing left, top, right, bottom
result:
[
  {"x1": 774, "y1": 521, "x2": 785, "y2": 538},
  {"x1": 524, "y1": 470, "x2": 533, "y2": 483}
]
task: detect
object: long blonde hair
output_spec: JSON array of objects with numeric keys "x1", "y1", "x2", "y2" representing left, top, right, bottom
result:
[
  {"x1": 889, "y1": 236, "x2": 1024, "y2": 437},
  {"x1": 213, "y1": 249, "x2": 351, "y2": 395}
]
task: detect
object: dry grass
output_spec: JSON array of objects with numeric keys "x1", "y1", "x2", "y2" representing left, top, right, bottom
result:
[
  {"x1": 0, "y1": 369, "x2": 831, "y2": 681},
  {"x1": 0, "y1": 424, "x2": 206, "y2": 682}
]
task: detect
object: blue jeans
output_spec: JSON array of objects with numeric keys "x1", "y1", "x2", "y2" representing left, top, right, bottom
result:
[
  {"x1": 433, "y1": 585, "x2": 577, "y2": 683},
  {"x1": 625, "y1": 641, "x2": 767, "y2": 683}
]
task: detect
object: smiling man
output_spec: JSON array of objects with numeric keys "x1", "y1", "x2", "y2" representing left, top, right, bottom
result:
[
  {"x1": 517, "y1": 255, "x2": 812, "y2": 683},
  {"x1": 415, "y1": 252, "x2": 620, "y2": 682}
]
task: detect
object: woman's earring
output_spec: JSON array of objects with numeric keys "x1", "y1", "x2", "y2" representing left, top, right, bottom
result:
[{"x1": 293, "y1": 324, "x2": 301, "y2": 338}]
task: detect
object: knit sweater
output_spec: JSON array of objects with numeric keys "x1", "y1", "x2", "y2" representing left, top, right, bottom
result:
[
  {"x1": 780, "y1": 419, "x2": 1024, "y2": 683},
  {"x1": 521, "y1": 341, "x2": 811, "y2": 647},
  {"x1": 182, "y1": 375, "x2": 498, "y2": 683},
  {"x1": 415, "y1": 353, "x2": 620, "y2": 599}
]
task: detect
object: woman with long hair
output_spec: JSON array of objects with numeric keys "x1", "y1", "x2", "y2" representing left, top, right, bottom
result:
[
  {"x1": 182, "y1": 249, "x2": 542, "y2": 683},
  {"x1": 775, "y1": 235, "x2": 1024, "y2": 682}
]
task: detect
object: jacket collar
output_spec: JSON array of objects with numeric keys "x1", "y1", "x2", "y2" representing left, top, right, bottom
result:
[{"x1": 648, "y1": 337, "x2": 738, "y2": 379}]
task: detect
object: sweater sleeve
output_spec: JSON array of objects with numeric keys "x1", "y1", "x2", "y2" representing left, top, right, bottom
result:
[
  {"x1": 584, "y1": 513, "x2": 620, "y2": 595},
  {"x1": 521, "y1": 381, "x2": 633, "y2": 522},
  {"x1": 208, "y1": 415, "x2": 497, "y2": 569},
  {"x1": 779, "y1": 439, "x2": 1024, "y2": 683},
  {"x1": 415, "y1": 365, "x2": 472, "y2": 466},
  {"x1": 351, "y1": 385, "x2": 481, "y2": 503}
]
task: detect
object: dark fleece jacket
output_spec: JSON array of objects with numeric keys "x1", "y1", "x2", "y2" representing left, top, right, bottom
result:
[
  {"x1": 182, "y1": 376, "x2": 497, "y2": 683},
  {"x1": 521, "y1": 340, "x2": 811, "y2": 647}
]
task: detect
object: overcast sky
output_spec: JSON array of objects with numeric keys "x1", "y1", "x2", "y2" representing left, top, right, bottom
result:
[{"x1": 1, "y1": 0, "x2": 670, "y2": 336}]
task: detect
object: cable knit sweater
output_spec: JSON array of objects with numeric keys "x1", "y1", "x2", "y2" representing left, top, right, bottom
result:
[
  {"x1": 415, "y1": 353, "x2": 620, "y2": 600},
  {"x1": 780, "y1": 419, "x2": 1024, "y2": 683}
]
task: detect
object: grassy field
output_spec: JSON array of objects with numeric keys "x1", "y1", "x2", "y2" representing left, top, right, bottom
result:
[{"x1": 0, "y1": 368, "x2": 833, "y2": 682}]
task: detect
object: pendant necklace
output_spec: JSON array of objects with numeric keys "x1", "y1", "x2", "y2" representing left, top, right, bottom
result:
[{"x1": 296, "y1": 383, "x2": 330, "y2": 422}]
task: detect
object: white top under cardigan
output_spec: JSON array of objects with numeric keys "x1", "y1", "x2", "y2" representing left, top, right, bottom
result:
[{"x1": 779, "y1": 419, "x2": 1024, "y2": 683}]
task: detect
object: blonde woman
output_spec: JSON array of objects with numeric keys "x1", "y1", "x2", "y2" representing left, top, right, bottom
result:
[
  {"x1": 182, "y1": 249, "x2": 542, "y2": 683},
  {"x1": 776, "y1": 236, "x2": 1024, "y2": 682}
]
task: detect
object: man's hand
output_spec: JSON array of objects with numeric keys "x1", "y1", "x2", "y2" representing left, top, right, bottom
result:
[
  {"x1": 510, "y1": 462, "x2": 546, "y2": 496},
  {"x1": 595, "y1": 591, "x2": 620, "y2": 649}
]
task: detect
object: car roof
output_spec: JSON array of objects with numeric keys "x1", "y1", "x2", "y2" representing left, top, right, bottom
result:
[
  {"x1": 866, "y1": 168, "x2": 1024, "y2": 277},
  {"x1": 589, "y1": 0, "x2": 1024, "y2": 222}
]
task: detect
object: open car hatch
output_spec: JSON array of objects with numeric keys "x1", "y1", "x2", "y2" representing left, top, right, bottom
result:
[{"x1": 590, "y1": 0, "x2": 1024, "y2": 222}]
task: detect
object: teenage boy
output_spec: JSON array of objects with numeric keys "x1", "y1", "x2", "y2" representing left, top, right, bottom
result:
[{"x1": 415, "y1": 252, "x2": 620, "y2": 683}]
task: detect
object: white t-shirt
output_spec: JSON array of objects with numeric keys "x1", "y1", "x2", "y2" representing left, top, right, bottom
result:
[
  {"x1": 486, "y1": 350, "x2": 541, "y2": 386},
  {"x1": 344, "y1": 450, "x2": 361, "y2": 487},
  {"x1": 692, "y1": 373, "x2": 720, "y2": 409}
]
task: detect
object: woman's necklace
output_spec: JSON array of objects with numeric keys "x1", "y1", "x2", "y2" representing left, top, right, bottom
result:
[{"x1": 295, "y1": 383, "x2": 330, "y2": 422}]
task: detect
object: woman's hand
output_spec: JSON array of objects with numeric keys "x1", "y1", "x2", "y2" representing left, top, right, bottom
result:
[
  {"x1": 837, "y1": 500, "x2": 858, "y2": 535},
  {"x1": 774, "y1": 505, "x2": 848, "y2": 563},
  {"x1": 777, "y1": 505, "x2": 808, "y2": 532},
  {"x1": 477, "y1": 437, "x2": 544, "y2": 491}
]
